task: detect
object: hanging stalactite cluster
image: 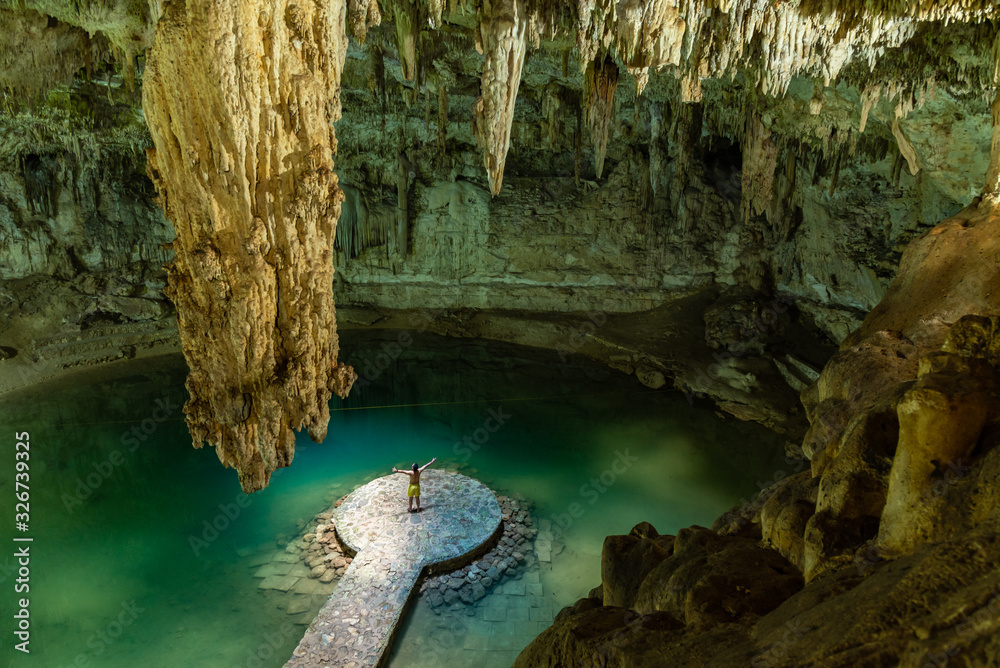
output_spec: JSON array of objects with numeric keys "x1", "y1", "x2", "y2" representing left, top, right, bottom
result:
[
  {"x1": 335, "y1": 185, "x2": 397, "y2": 261},
  {"x1": 340, "y1": 0, "x2": 1000, "y2": 197},
  {"x1": 583, "y1": 55, "x2": 619, "y2": 180},
  {"x1": 10, "y1": 0, "x2": 1000, "y2": 492}
]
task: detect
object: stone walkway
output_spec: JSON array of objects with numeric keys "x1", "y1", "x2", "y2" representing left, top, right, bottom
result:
[{"x1": 284, "y1": 470, "x2": 502, "y2": 667}]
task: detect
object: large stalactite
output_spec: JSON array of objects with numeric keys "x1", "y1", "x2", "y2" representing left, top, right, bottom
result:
[
  {"x1": 583, "y1": 54, "x2": 619, "y2": 180},
  {"x1": 472, "y1": 0, "x2": 531, "y2": 196},
  {"x1": 142, "y1": 0, "x2": 356, "y2": 492}
]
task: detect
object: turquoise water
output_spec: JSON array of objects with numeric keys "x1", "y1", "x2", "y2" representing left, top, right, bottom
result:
[{"x1": 0, "y1": 331, "x2": 789, "y2": 667}]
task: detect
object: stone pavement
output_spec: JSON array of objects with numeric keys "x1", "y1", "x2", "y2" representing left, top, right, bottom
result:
[
  {"x1": 419, "y1": 493, "x2": 537, "y2": 609},
  {"x1": 284, "y1": 470, "x2": 502, "y2": 667}
]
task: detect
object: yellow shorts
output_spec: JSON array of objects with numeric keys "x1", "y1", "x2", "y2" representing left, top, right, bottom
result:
[{"x1": 407, "y1": 484, "x2": 420, "y2": 498}]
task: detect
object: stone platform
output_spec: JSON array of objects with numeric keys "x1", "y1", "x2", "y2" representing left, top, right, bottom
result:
[{"x1": 284, "y1": 470, "x2": 502, "y2": 667}]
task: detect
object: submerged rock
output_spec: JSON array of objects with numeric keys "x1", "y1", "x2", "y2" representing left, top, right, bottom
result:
[{"x1": 422, "y1": 493, "x2": 537, "y2": 610}]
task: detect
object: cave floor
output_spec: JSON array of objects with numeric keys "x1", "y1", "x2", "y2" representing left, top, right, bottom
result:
[{"x1": 284, "y1": 471, "x2": 502, "y2": 667}]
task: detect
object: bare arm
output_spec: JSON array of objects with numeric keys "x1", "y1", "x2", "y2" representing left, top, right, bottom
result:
[
  {"x1": 418, "y1": 457, "x2": 437, "y2": 472},
  {"x1": 391, "y1": 467, "x2": 412, "y2": 476}
]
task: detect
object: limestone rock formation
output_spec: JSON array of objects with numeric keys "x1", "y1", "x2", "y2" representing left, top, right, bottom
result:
[
  {"x1": 0, "y1": 9, "x2": 95, "y2": 99},
  {"x1": 519, "y1": 526, "x2": 1000, "y2": 667},
  {"x1": 336, "y1": 0, "x2": 1000, "y2": 200},
  {"x1": 583, "y1": 55, "x2": 619, "y2": 179},
  {"x1": 5, "y1": 0, "x2": 159, "y2": 91},
  {"x1": 515, "y1": 63, "x2": 1000, "y2": 657},
  {"x1": 5, "y1": 0, "x2": 1000, "y2": 433},
  {"x1": 472, "y1": 0, "x2": 531, "y2": 196},
  {"x1": 791, "y1": 208, "x2": 1000, "y2": 588},
  {"x1": 6, "y1": 0, "x2": 1000, "y2": 664},
  {"x1": 631, "y1": 525, "x2": 804, "y2": 627},
  {"x1": 797, "y1": 206, "x2": 1000, "y2": 571},
  {"x1": 515, "y1": 521, "x2": 804, "y2": 667},
  {"x1": 517, "y1": 312, "x2": 1000, "y2": 664},
  {"x1": 600, "y1": 522, "x2": 674, "y2": 609},
  {"x1": 347, "y1": 0, "x2": 382, "y2": 45},
  {"x1": 877, "y1": 316, "x2": 1000, "y2": 554},
  {"x1": 142, "y1": 0, "x2": 356, "y2": 492},
  {"x1": 4, "y1": 0, "x2": 1000, "y2": 486}
]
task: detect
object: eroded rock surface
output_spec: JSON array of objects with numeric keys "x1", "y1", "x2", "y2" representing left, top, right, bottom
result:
[
  {"x1": 516, "y1": 205, "x2": 1000, "y2": 667},
  {"x1": 141, "y1": 0, "x2": 356, "y2": 491},
  {"x1": 515, "y1": 521, "x2": 804, "y2": 667},
  {"x1": 877, "y1": 317, "x2": 1000, "y2": 555},
  {"x1": 799, "y1": 207, "x2": 1000, "y2": 577}
]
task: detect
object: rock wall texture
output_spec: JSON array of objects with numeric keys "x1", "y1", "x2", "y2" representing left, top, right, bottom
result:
[
  {"x1": 323, "y1": 7, "x2": 996, "y2": 435},
  {"x1": 141, "y1": 0, "x2": 357, "y2": 492},
  {"x1": 512, "y1": 206, "x2": 1000, "y2": 666},
  {"x1": 330, "y1": 18, "x2": 994, "y2": 336},
  {"x1": 0, "y1": 70, "x2": 177, "y2": 393}
]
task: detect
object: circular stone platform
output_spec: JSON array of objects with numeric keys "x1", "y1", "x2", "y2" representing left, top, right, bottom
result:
[
  {"x1": 285, "y1": 470, "x2": 502, "y2": 668},
  {"x1": 334, "y1": 469, "x2": 502, "y2": 567}
]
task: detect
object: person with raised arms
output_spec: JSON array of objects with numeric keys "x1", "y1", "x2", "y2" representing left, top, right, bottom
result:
[{"x1": 391, "y1": 457, "x2": 437, "y2": 512}]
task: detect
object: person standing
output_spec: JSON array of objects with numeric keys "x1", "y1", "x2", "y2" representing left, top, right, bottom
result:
[{"x1": 392, "y1": 457, "x2": 437, "y2": 512}]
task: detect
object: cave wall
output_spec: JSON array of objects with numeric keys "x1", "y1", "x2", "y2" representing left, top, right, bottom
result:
[
  {"x1": 333, "y1": 67, "x2": 991, "y2": 344},
  {"x1": 0, "y1": 74, "x2": 177, "y2": 389},
  {"x1": 0, "y1": 52, "x2": 990, "y2": 347},
  {"x1": 513, "y1": 200, "x2": 1000, "y2": 668},
  {"x1": 4, "y1": 1, "x2": 1000, "y2": 663},
  {"x1": 1, "y1": 0, "x2": 999, "y2": 458},
  {"x1": 1, "y1": 4, "x2": 996, "y2": 427},
  {"x1": 325, "y1": 17, "x2": 995, "y2": 347}
]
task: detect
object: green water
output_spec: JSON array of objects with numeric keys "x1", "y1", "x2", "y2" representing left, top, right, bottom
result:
[{"x1": 0, "y1": 332, "x2": 790, "y2": 667}]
